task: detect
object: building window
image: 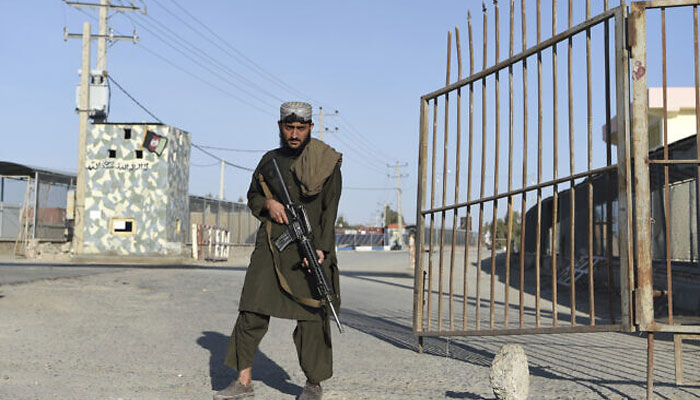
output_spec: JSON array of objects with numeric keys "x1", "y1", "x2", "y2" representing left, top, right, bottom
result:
[
  {"x1": 108, "y1": 149, "x2": 116, "y2": 158},
  {"x1": 136, "y1": 150, "x2": 143, "y2": 159},
  {"x1": 111, "y1": 218, "x2": 135, "y2": 235},
  {"x1": 124, "y1": 128, "x2": 132, "y2": 139}
]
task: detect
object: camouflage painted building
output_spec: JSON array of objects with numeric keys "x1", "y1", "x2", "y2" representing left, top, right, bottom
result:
[{"x1": 81, "y1": 123, "x2": 191, "y2": 256}]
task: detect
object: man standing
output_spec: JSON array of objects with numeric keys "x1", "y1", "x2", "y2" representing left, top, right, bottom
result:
[{"x1": 214, "y1": 102, "x2": 342, "y2": 400}]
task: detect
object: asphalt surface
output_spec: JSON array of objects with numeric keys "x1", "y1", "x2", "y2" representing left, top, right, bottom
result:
[{"x1": 0, "y1": 250, "x2": 699, "y2": 399}]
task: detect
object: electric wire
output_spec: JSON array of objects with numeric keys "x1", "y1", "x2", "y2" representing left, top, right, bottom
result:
[
  {"x1": 121, "y1": 12, "x2": 277, "y2": 110},
  {"x1": 337, "y1": 115, "x2": 395, "y2": 161},
  {"x1": 107, "y1": 75, "x2": 163, "y2": 123},
  {"x1": 66, "y1": 2, "x2": 405, "y2": 176},
  {"x1": 162, "y1": 0, "x2": 324, "y2": 105},
  {"x1": 64, "y1": 2, "x2": 274, "y2": 117},
  {"x1": 191, "y1": 143, "x2": 254, "y2": 172},
  {"x1": 191, "y1": 161, "x2": 220, "y2": 167},
  {"x1": 136, "y1": 11, "x2": 285, "y2": 103},
  {"x1": 195, "y1": 145, "x2": 267, "y2": 153},
  {"x1": 343, "y1": 187, "x2": 395, "y2": 191},
  {"x1": 116, "y1": 1, "x2": 404, "y2": 169}
]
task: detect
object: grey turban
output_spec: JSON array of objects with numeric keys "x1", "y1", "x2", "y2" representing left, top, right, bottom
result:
[{"x1": 280, "y1": 101, "x2": 313, "y2": 123}]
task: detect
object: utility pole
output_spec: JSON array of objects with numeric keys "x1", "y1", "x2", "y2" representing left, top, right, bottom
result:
[
  {"x1": 73, "y1": 22, "x2": 91, "y2": 255},
  {"x1": 64, "y1": 0, "x2": 141, "y2": 121},
  {"x1": 64, "y1": 1, "x2": 141, "y2": 255},
  {"x1": 314, "y1": 107, "x2": 339, "y2": 141},
  {"x1": 219, "y1": 158, "x2": 225, "y2": 200},
  {"x1": 388, "y1": 162, "x2": 409, "y2": 248}
]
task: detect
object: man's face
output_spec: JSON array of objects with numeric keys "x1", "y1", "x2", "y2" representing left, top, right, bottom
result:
[{"x1": 279, "y1": 121, "x2": 313, "y2": 150}]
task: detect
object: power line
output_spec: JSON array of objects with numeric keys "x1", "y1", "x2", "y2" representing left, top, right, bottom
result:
[
  {"x1": 136, "y1": 11, "x2": 285, "y2": 103},
  {"x1": 121, "y1": 13, "x2": 277, "y2": 110},
  {"x1": 107, "y1": 75, "x2": 163, "y2": 123},
  {"x1": 195, "y1": 145, "x2": 267, "y2": 153},
  {"x1": 191, "y1": 143, "x2": 254, "y2": 171},
  {"x1": 343, "y1": 187, "x2": 395, "y2": 191},
  {"x1": 162, "y1": 0, "x2": 324, "y2": 105},
  {"x1": 64, "y1": 2, "x2": 275, "y2": 117},
  {"x1": 191, "y1": 161, "x2": 220, "y2": 167}
]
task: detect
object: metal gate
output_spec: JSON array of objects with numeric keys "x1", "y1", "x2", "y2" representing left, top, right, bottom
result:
[{"x1": 414, "y1": 0, "x2": 700, "y2": 396}]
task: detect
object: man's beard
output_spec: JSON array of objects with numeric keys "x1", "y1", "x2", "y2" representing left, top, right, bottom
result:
[{"x1": 279, "y1": 129, "x2": 311, "y2": 154}]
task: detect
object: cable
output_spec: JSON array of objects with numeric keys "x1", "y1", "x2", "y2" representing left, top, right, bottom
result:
[
  {"x1": 121, "y1": 13, "x2": 277, "y2": 110},
  {"x1": 107, "y1": 74, "x2": 163, "y2": 123},
  {"x1": 343, "y1": 187, "x2": 395, "y2": 191},
  {"x1": 191, "y1": 161, "x2": 220, "y2": 167},
  {"x1": 137, "y1": 11, "x2": 285, "y2": 103},
  {"x1": 191, "y1": 143, "x2": 254, "y2": 171},
  {"x1": 162, "y1": 0, "x2": 324, "y2": 104},
  {"x1": 337, "y1": 115, "x2": 396, "y2": 161},
  {"x1": 134, "y1": 41, "x2": 275, "y2": 117},
  {"x1": 195, "y1": 145, "x2": 267, "y2": 153}
]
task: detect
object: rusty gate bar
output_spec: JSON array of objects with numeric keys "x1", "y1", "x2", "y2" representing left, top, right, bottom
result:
[
  {"x1": 449, "y1": 26, "x2": 462, "y2": 332},
  {"x1": 551, "y1": 0, "x2": 560, "y2": 328},
  {"x1": 586, "y1": 0, "x2": 596, "y2": 326},
  {"x1": 519, "y1": 0, "x2": 528, "y2": 329},
  {"x1": 567, "y1": 0, "x2": 576, "y2": 327},
  {"x1": 614, "y1": 1, "x2": 633, "y2": 333},
  {"x1": 660, "y1": 6, "x2": 673, "y2": 326},
  {"x1": 504, "y1": 0, "x2": 515, "y2": 329},
  {"x1": 427, "y1": 96, "x2": 437, "y2": 332},
  {"x1": 475, "y1": 4, "x2": 488, "y2": 331},
  {"x1": 489, "y1": 0, "x2": 501, "y2": 330},
  {"x1": 535, "y1": 0, "x2": 543, "y2": 329},
  {"x1": 695, "y1": 7, "x2": 700, "y2": 316},
  {"x1": 604, "y1": 0, "x2": 617, "y2": 326},
  {"x1": 438, "y1": 31, "x2": 451, "y2": 332},
  {"x1": 463, "y1": 12, "x2": 475, "y2": 331},
  {"x1": 413, "y1": 96, "x2": 428, "y2": 343}
]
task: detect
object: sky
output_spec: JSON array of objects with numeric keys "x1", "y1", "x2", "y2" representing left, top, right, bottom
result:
[{"x1": 1, "y1": 1, "x2": 697, "y2": 227}]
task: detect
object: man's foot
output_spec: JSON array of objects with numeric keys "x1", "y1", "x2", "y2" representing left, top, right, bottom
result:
[
  {"x1": 298, "y1": 382, "x2": 322, "y2": 400},
  {"x1": 213, "y1": 380, "x2": 254, "y2": 399}
]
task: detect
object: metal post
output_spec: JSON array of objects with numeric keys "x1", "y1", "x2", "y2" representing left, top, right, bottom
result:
[
  {"x1": 33, "y1": 172, "x2": 39, "y2": 240},
  {"x1": 615, "y1": 2, "x2": 633, "y2": 331},
  {"x1": 414, "y1": 98, "x2": 429, "y2": 334},
  {"x1": 72, "y1": 22, "x2": 91, "y2": 256},
  {"x1": 219, "y1": 158, "x2": 225, "y2": 200},
  {"x1": 629, "y1": 1, "x2": 654, "y2": 332}
]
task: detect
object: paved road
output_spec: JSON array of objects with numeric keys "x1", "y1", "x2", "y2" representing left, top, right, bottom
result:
[{"x1": 0, "y1": 251, "x2": 698, "y2": 399}]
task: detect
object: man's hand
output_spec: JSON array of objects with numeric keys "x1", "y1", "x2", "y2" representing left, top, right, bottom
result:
[
  {"x1": 264, "y1": 199, "x2": 289, "y2": 224},
  {"x1": 302, "y1": 249, "x2": 325, "y2": 272}
]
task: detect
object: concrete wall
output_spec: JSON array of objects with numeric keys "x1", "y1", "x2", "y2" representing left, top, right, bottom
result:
[{"x1": 82, "y1": 123, "x2": 190, "y2": 256}]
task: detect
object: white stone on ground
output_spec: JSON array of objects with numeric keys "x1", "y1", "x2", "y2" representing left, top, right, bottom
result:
[{"x1": 490, "y1": 344, "x2": 530, "y2": 400}]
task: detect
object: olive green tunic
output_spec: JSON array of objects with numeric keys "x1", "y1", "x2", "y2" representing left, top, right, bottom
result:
[{"x1": 238, "y1": 146, "x2": 342, "y2": 321}]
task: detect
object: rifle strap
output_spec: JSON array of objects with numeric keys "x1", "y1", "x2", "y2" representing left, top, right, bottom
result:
[{"x1": 258, "y1": 174, "x2": 322, "y2": 309}]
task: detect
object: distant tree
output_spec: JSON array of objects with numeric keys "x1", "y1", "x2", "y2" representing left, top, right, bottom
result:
[
  {"x1": 382, "y1": 205, "x2": 405, "y2": 226},
  {"x1": 336, "y1": 214, "x2": 349, "y2": 228},
  {"x1": 484, "y1": 211, "x2": 522, "y2": 251}
]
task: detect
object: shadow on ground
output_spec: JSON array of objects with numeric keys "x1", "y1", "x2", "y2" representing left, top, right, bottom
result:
[
  {"x1": 197, "y1": 331, "x2": 302, "y2": 396},
  {"x1": 341, "y1": 308, "x2": 692, "y2": 399}
]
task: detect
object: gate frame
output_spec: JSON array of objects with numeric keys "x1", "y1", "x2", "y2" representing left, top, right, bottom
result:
[
  {"x1": 413, "y1": 1, "x2": 700, "y2": 398},
  {"x1": 413, "y1": 3, "x2": 633, "y2": 340}
]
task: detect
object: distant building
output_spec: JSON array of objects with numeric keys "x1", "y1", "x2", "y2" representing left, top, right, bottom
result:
[{"x1": 524, "y1": 88, "x2": 700, "y2": 313}]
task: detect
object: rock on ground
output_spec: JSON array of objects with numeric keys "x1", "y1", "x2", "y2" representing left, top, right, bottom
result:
[{"x1": 490, "y1": 344, "x2": 529, "y2": 400}]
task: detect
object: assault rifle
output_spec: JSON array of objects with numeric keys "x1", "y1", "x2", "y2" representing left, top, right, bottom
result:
[{"x1": 259, "y1": 158, "x2": 344, "y2": 333}]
